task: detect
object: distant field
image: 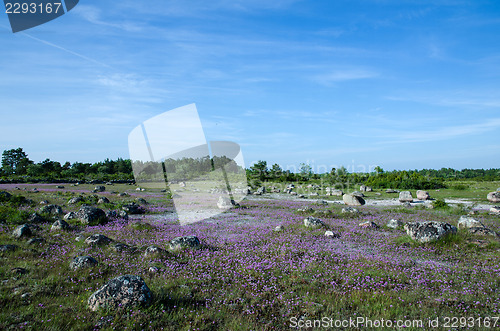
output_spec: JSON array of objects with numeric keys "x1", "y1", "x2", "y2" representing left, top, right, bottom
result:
[{"x1": 0, "y1": 183, "x2": 499, "y2": 330}]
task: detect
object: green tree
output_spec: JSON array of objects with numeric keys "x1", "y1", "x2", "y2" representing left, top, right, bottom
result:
[
  {"x1": 299, "y1": 163, "x2": 313, "y2": 181},
  {"x1": 269, "y1": 163, "x2": 283, "y2": 181},
  {"x1": 1, "y1": 148, "x2": 33, "y2": 175},
  {"x1": 249, "y1": 160, "x2": 268, "y2": 181}
]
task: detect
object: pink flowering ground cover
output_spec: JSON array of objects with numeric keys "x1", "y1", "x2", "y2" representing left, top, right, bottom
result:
[{"x1": 0, "y1": 185, "x2": 499, "y2": 330}]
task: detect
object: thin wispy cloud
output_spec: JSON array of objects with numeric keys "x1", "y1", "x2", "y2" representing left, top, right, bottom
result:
[{"x1": 313, "y1": 69, "x2": 379, "y2": 85}]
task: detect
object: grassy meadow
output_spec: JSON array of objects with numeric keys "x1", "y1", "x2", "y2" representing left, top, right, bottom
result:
[{"x1": 0, "y1": 182, "x2": 499, "y2": 330}]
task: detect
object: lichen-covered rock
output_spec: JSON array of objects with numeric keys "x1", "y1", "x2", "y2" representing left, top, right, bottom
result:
[
  {"x1": 76, "y1": 206, "x2": 107, "y2": 225},
  {"x1": 490, "y1": 206, "x2": 500, "y2": 214},
  {"x1": 343, "y1": 194, "x2": 365, "y2": 206},
  {"x1": 386, "y1": 219, "x2": 404, "y2": 229},
  {"x1": 303, "y1": 216, "x2": 325, "y2": 229},
  {"x1": 13, "y1": 224, "x2": 32, "y2": 238},
  {"x1": 169, "y1": 236, "x2": 201, "y2": 251},
  {"x1": 94, "y1": 186, "x2": 106, "y2": 193},
  {"x1": 457, "y1": 216, "x2": 484, "y2": 229},
  {"x1": 468, "y1": 227, "x2": 499, "y2": 237},
  {"x1": 68, "y1": 196, "x2": 83, "y2": 204},
  {"x1": 135, "y1": 198, "x2": 148, "y2": 205},
  {"x1": 27, "y1": 212, "x2": 44, "y2": 223},
  {"x1": 97, "y1": 197, "x2": 110, "y2": 204},
  {"x1": 85, "y1": 234, "x2": 112, "y2": 246},
  {"x1": 404, "y1": 221, "x2": 457, "y2": 243},
  {"x1": 106, "y1": 210, "x2": 128, "y2": 220},
  {"x1": 51, "y1": 219, "x2": 71, "y2": 231},
  {"x1": 121, "y1": 203, "x2": 145, "y2": 215},
  {"x1": 416, "y1": 190, "x2": 430, "y2": 200},
  {"x1": 39, "y1": 204, "x2": 63, "y2": 215},
  {"x1": 341, "y1": 207, "x2": 359, "y2": 214},
  {"x1": 87, "y1": 275, "x2": 153, "y2": 311},
  {"x1": 70, "y1": 256, "x2": 98, "y2": 270},
  {"x1": 144, "y1": 245, "x2": 165, "y2": 257},
  {"x1": 487, "y1": 192, "x2": 500, "y2": 203},
  {"x1": 63, "y1": 212, "x2": 77, "y2": 220},
  {"x1": 399, "y1": 191, "x2": 413, "y2": 203}
]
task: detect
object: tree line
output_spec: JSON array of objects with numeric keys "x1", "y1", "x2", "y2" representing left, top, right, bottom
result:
[{"x1": 1, "y1": 148, "x2": 499, "y2": 187}]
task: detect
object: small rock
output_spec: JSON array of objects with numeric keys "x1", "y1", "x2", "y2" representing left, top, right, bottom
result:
[
  {"x1": 94, "y1": 186, "x2": 106, "y2": 192},
  {"x1": 169, "y1": 236, "x2": 201, "y2": 251},
  {"x1": 51, "y1": 219, "x2": 71, "y2": 231},
  {"x1": 487, "y1": 192, "x2": 500, "y2": 203},
  {"x1": 117, "y1": 192, "x2": 128, "y2": 197},
  {"x1": 70, "y1": 256, "x2": 98, "y2": 270},
  {"x1": 149, "y1": 266, "x2": 159, "y2": 273},
  {"x1": 290, "y1": 192, "x2": 298, "y2": 196},
  {"x1": 122, "y1": 203, "x2": 145, "y2": 215},
  {"x1": 274, "y1": 225, "x2": 284, "y2": 232},
  {"x1": 13, "y1": 224, "x2": 32, "y2": 238},
  {"x1": 111, "y1": 243, "x2": 131, "y2": 252},
  {"x1": 27, "y1": 238, "x2": 45, "y2": 245},
  {"x1": 490, "y1": 206, "x2": 500, "y2": 214},
  {"x1": 97, "y1": 197, "x2": 110, "y2": 204},
  {"x1": 458, "y1": 216, "x2": 484, "y2": 229},
  {"x1": 106, "y1": 210, "x2": 129, "y2": 220},
  {"x1": 324, "y1": 230, "x2": 340, "y2": 238},
  {"x1": 144, "y1": 245, "x2": 165, "y2": 257},
  {"x1": 359, "y1": 221, "x2": 379, "y2": 229},
  {"x1": 39, "y1": 200, "x2": 49, "y2": 205},
  {"x1": 77, "y1": 206, "x2": 107, "y2": 225},
  {"x1": 27, "y1": 212, "x2": 44, "y2": 224},
  {"x1": 39, "y1": 204, "x2": 63, "y2": 215},
  {"x1": 303, "y1": 216, "x2": 325, "y2": 229},
  {"x1": 63, "y1": 212, "x2": 77, "y2": 220},
  {"x1": 386, "y1": 189, "x2": 398, "y2": 194},
  {"x1": 416, "y1": 190, "x2": 430, "y2": 200},
  {"x1": 399, "y1": 191, "x2": 413, "y2": 203},
  {"x1": 468, "y1": 227, "x2": 498, "y2": 237},
  {"x1": 341, "y1": 207, "x2": 359, "y2": 214},
  {"x1": 135, "y1": 198, "x2": 148, "y2": 205},
  {"x1": 87, "y1": 275, "x2": 153, "y2": 311},
  {"x1": 68, "y1": 196, "x2": 84, "y2": 204},
  {"x1": 56, "y1": 185, "x2": 65, "y2": 189},
  {"x1": 386, "y1": 219, "x2": 404, "y2": 229},
  {"x1": 297, "y1": 207, "x2": 314, "y2": 212},
  {"x1": 85, "y1": 234, "x2": 112, "y2": 246}
]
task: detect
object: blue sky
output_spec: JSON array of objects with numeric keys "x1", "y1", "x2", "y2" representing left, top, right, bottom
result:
[{"x1": 1, "y1": 0, "x2": 500, "y2": 172}]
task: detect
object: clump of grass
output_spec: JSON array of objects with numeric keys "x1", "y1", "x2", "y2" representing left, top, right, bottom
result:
[{"x1": 432, "y1": 198, "x2": 449, "y2": 209}]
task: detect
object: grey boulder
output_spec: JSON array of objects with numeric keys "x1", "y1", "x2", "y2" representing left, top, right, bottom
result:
[
  {"x1": 70, "y1": 256, "x2": 98, "y2": 270},
  {"x1": 404, "y1": 221, "x2": 457, "y2": 243},
  {"x1": 87, "y1": 275, "x2": 152, "y2": 311},
  {"x1": 169, "y1": 236, "x2": 201, "y2": 251},
  {"x1": 303, "y1": 216, "x2": 325, "y2": 229},
  {"x1": 343, "y1": 194, "x2": 365, "y2": 206}
]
